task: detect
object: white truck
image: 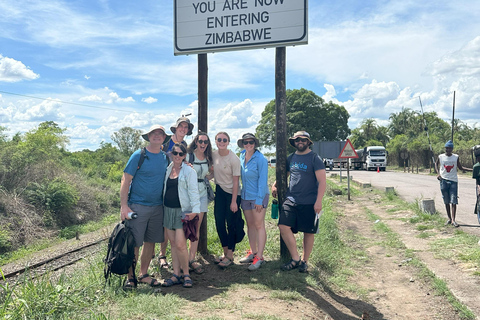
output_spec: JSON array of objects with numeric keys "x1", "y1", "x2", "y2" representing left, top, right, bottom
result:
[{"x1": 351, "y1": 146, "x2": 387, "y2": 171}]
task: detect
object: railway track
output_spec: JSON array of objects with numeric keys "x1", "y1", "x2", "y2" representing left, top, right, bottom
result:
[{"x1": 1, "y1": 237, "x2": 108, "y2": 284}]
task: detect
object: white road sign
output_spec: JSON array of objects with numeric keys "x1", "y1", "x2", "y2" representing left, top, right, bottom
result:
[{"x1": 174, "y1": 0, "x2": 308, "y2": 55}]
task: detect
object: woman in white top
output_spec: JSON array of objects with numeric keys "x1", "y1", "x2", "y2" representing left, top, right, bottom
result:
[
  {"x1": 186, "y1": 132, "x2": 213, "y2": 274},
  {"x1": 162, "y1": 143, "x2": 200, "y2": 288},
  {"x1": 212, "y1": 132, "x2": 244, "y2": 269}
]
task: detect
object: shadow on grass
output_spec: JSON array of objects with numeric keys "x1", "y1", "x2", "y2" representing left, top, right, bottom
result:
[{"x1": 146, "y1": 254, "x2": 385, "y2": 320}]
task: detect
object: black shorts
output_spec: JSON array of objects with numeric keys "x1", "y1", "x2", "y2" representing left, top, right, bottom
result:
[{"x1": 279, "y1": 198, "x2": 316, "y2": 234}]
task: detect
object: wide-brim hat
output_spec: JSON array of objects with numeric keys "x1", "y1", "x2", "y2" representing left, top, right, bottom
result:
[
  {"x1": 171, "y1": 117, "x2": 194, "y2": 136},
  {"x1": 288, "y1": 131, "x2": 313, "y2": 147},
  {"x1": 142, "y1": 124, "x2": 168, "y2": 141},
  {"x1": 237, "y1": 133, "x2": 260, "y2": 148}
]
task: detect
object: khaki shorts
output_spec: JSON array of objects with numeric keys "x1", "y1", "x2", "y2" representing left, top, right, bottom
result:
[{"x1": 127, "y1": 203, "x2": 164, "y2": 246}]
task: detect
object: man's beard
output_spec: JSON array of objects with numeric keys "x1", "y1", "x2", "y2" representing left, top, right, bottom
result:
[{"x1": 296, "y1": 143, "x2": 308, "y2": 152}]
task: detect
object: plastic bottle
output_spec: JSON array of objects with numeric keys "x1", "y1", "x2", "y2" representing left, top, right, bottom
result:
[
  {"x1": 271, "y1": 199, "x2": 278, "y2": 219},
  {"x1": 127, "y1": 212, "x2": 138, "y2": 220}
]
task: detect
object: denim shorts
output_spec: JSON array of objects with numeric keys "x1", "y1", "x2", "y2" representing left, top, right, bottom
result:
[
  {"x1": 240, "y1": 194, "x2": 269, "y2": 211},
  {"x1": 440, "y1": 179, "x2": 458, "y2": 205}
]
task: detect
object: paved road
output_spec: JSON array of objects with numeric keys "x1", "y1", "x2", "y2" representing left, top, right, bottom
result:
[{"x1": 328, "y1": 168, "x2": 480, "y2": 231}]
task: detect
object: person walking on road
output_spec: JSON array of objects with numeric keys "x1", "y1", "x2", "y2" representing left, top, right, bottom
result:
[
  {"x1": 435, "y1": 140, "x2": 471, "y2": 227},
  {"x1": 271, "y1": 131, "x2": 326, "y2": 273},
  {"x1": 120, "y1": 125, "x2": 168, "y2": 289}
]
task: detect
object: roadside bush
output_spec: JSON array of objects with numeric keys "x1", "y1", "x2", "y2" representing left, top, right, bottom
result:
[
  {"x1": 0, "y1": 224, "x2": 12, "y2": 254},
  {"x1": 25, "y1": 179, "x2": 79, "y2": 227},
  {"x1": 107, "y1": 161, "x2": 125, "y2": 182}
]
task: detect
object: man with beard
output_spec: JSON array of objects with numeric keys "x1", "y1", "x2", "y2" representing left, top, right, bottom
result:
[{"x1": 271, "y1": 131, "x2": 326, "y2": 273}]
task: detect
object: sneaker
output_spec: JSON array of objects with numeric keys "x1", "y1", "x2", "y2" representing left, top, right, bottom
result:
[
  {"x1": 444, "y1": 220, "x2": 452, "y2": 226},
  {"x1": 453, "y1": 221, "x2": 459, "y2": 228},
  {"x1": 248, "y1": 256, "x2": 264, "y2": 271},
  {"x1": 239, "y1": 250, "x2": 256, "y2": 263},
  {"x1": 298, "y1": 260, "x2": 308, "y2": 273}
]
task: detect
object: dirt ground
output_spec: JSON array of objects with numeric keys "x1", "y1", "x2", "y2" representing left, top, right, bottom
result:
[
  {"x1": 153, "y1": 187, "x2": 480, "y2": 320},
  {"x1": 2, "y1": 183, "x2": 480, "y2": 319}
]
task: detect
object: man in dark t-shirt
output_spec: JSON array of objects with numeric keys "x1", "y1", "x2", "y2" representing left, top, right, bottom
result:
[{"x1": 271, "y1": 131, "x2": 326, "y2": 273}]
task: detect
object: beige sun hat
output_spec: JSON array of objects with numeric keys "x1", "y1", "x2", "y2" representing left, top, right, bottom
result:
[
  {"x1": 142, "y1": 124, "x2": 168, "y2": 141},
  {"x1": 288, "y1": 131, "x2": 313, "y2": 147},
  {"x1": 237, "y1": 133, "x2": 260, "y2": 148},
  {"x1": 170, "y1": 117, "x2": 194, "y2": 136}
]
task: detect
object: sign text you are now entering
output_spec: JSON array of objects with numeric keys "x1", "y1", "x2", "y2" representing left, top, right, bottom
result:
[{"x1": 174, "y1": 0, "x2": 308, "y2": 55}]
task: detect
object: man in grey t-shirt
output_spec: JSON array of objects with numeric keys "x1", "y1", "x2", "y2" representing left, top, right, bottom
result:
[{"x1": 271, "y1": 131, "x2": 326, "y2": 273}]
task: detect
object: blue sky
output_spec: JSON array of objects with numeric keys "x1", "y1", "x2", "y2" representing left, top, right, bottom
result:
[{"x1": 1, "y1": 0, "x2": 480, "y2": 151}]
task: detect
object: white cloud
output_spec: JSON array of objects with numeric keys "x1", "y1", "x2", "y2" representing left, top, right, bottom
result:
[
  {"x1": 13, "y1": 99, "x2": 65, "y2": 121},
  {"x1": 79, "y1": 94, "x2": 102, "y2": 102},
  {"x1": 142, "y1": 97, "x2": 158, "y2": 104},
  {"x1": 0, "y1": 55, "x2": 39, "y2": 82}
]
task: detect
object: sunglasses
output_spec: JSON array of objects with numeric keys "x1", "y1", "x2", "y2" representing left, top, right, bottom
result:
[
  {"x1": 172, "y1": 151, "x2": 185, "y2": 157},
  {"x1": 243, "y1": 140, "x2": 255, "y2": 145},
  {"x1": 197, "y1": 139, "x2": 209, "y2": 144},
  {"x1": 294, "y1": 137, "x2": 309, "y2": 143},
  {"x1": 217, "y1": 138, "x2": 228, "y2": 143}
]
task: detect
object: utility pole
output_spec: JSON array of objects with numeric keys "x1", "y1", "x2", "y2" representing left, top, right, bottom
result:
[
  {"x1": 275, "y1": 47, "x2": 289, "y2": 259},
  {"x1": 197, "y1": 53, "x2": 208, "y2": 254}
]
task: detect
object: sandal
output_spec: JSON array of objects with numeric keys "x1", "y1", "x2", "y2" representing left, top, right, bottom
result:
[
  {"x1": 281, "y1": 259, "x2": 301, "y2": 271},
  {"x1": 161, "y1": 274, "x2": 183, "y2": 287},
  {"x1": 123, "y1": 278, "x2": 137, "y2": 290},
  {"x1": 189, "y1": 260, "x2": 205, "y2": 274},
  {"x1": 214, "y1": 255, "x2": 225, "y2": 264},
  {"x1": 218, "y1": 257, "x2": 234, "y2": 269},
  {"x1": 158, "y1": 255, "x2": 169, "y2": 269},
  {"x1": 183, "y1": 275, "x2": 193, "y2": 288},
  {"x1": 138, "y1": 273, "x2": 162, "y2": 287}
]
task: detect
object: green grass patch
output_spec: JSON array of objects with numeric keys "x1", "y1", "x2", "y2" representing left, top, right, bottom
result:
[{"x1": 429, "y1": 231, "x2": 480, "y2": 268}]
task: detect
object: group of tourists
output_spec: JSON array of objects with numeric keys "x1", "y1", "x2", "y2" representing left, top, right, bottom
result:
[{"x1": 119, "y1": 117, "x2": 327, "y2": 289}]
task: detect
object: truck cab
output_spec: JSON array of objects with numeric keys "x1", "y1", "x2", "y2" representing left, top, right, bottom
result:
[{"x1": 364, "y1": 146, "x2": 387, "y2": 171}]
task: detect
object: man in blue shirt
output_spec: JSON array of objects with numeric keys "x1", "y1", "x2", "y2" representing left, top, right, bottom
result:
[
  {"x1": 120, "y1": 124, "x2": 168, "y2": 288},
  {"x1": 271, "y1": 131, "x2": 326, "y2": 273}
]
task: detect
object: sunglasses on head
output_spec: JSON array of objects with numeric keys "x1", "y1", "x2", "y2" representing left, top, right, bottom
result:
[
  {"x1": 197, "y1": 139, "x2": 208, "y2": 144},
  {"x1": 217, "y1": 138, "x2": 228, "y2": 143},
  {"x1": 243, "y1": 140, "x2": 255, "y2": 145},
  {"x1": 172, "y1": 151, "x2": 185, "y2": 157},
  {"x1": 294, "y1": 137, "x2": 309, "y2": 143}
]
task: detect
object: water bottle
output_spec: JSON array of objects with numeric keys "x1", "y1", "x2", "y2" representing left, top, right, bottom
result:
[
  {"x1": 127, "y1": 212, "x2": 138, "y2": 220},
  {"x1": 271, "y1": 199, "x2": 278, "y2": 219}
]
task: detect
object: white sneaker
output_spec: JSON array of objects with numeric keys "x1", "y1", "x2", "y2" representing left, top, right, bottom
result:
[
  {"x1": 239, "y1": 250, "x2": 255, "y2": 263},
  {"x1": 248, "y1": 256, "x2": 264, "y2": 271}
]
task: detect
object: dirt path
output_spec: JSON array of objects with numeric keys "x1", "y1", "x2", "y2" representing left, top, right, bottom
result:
[
  {"x1": 159, "y1": 187, "x2": 479, "y2": 319},
  {"x1": 336, "y1": 192, "x2": 473, "y2": 319}
]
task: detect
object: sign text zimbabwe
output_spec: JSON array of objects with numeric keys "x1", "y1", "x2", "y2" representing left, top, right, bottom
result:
[{"x1": 174, "y1": 0, "x2": 308, "y2": 55}]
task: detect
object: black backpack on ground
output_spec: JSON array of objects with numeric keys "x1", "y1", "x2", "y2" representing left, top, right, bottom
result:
[{"x1": 104, "y1": 221, "x2": 136, "y2": 284}]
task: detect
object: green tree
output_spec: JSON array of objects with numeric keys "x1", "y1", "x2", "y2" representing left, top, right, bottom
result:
[
  {"x1": 256, "y1": 88, "x2": 350, "y2": 147},
  {"x1": 349, "y1": 118, "x2": 389, "y2": 148},
  {"x1": 111, "y1": 127, "x2": 143, "y2": 156}
]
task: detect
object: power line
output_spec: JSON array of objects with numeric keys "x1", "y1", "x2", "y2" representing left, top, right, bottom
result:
[{"x1": 0, "y1": 90, "x2": 136, "y2": 114}]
